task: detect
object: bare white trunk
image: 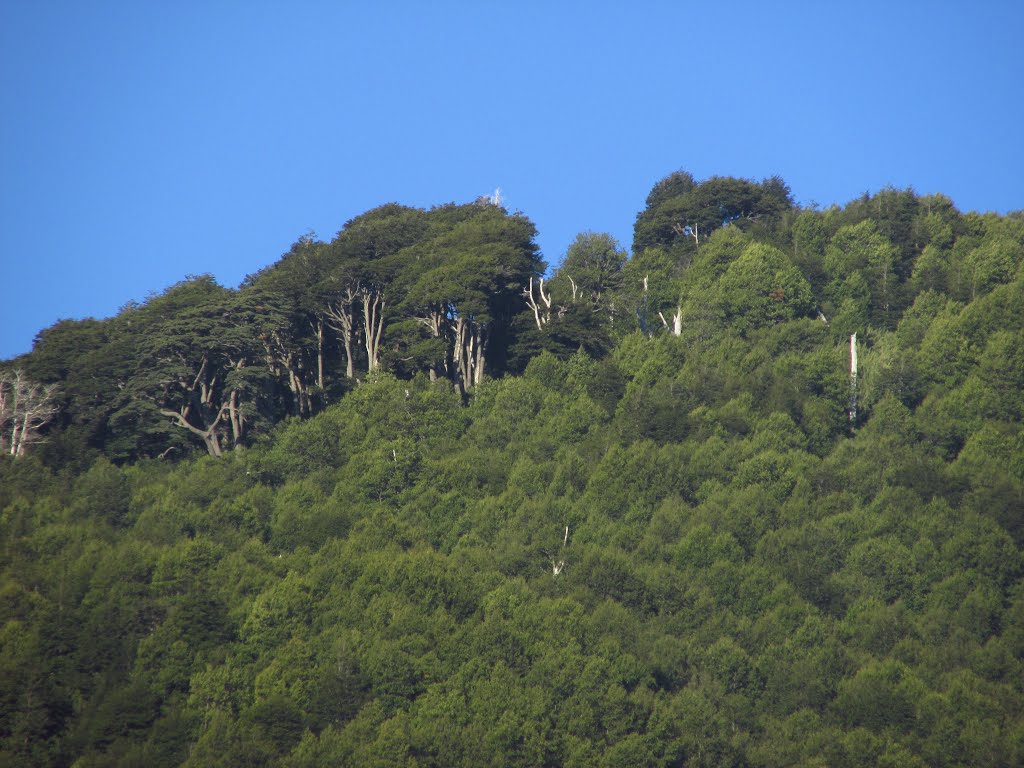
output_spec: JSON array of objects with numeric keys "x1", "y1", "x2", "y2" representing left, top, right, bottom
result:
[
  {"x1": 160, "y1": 400, "x2": 229, "y2": 458},
  {"x1": 15, "y1": 409, "x2": 30, "y2": 457},
  {"x1": 229, "y1": 388, "x2": 242, "y2": 447},
  {"x1": 362, "y1": 289, "x2": 386, "y2": 373},
  {"x1": 849, "y1": 333, "x2": 858, "y2": 423},
  {"x1": 0, "y1": 370, "x2": 59, "y2": 458},
  {"x1": 548, "y1": 525, "x2": 569, "y2": 576},
  {"x1": 523, "y1": 277, "x2": 554, "y2": 330},
  {"x1": 637, "y1": 274, "x2": 650, "y2": 334},
  {"x1": 449, "y1": 315, "x2": 488, "y2": 393},
  {"x1": 315, "y1": 318, "x2": 325, "y2": 390},
  {"x1": 659, "y1": 306, "x2": 682, "y2": 336},
  {"x1": 474, "y1": 331, "x2": 486, "y2": 386},
  {"x1": 415, "y1": 308, "x2": 448, "y2": 380},
  {"x1": 325, "y1": 288, "x2": 359, "y2": 379},
  {"x1": 8, "y1": 379, "x2": 19, "y2": 455},
  {"x1": 0, "y1": 382, "x2": 7, "y2": 454}
]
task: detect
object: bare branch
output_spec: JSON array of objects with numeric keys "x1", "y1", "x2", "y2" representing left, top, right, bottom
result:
[{"x1": 0, "y1": 369, "x2": 60, "y2": 457}]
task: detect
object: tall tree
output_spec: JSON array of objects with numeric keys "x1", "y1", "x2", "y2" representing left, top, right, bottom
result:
[
  {"x1": 555, "y1": 231, "x2": 627, "y2": 307},
  {"x1": 398, "y1": 205, "x2": 543, "y2": 393},
  {"x1": 243, "y1": 233, "x2": 333, "y2": 415},
  {"x1": 21, "y1": 317, "x2": 127, "y2": 463},
  {"x1": 321, "y1": 205, "x2": 430, "y2": 380}
]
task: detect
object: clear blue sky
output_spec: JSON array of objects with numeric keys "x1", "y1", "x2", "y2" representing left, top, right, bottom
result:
[{"x1": 2, "y1": 1, "x2": 1022, "y2": 360}]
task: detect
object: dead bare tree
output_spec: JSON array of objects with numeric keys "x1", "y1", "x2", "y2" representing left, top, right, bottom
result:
[
  {"x1": 541, "y1": 525, "x2": 570, "y2": 576},
  {"x1": 325, "y1": 284, "x2": 387, "y2": 378},
  {"x1": 658, "y1": 306, "x2": 683, "y2": 336},
  {"x1": 672, "y1": 222, "x2": 700, "y2": 245},
  {"x1": 523, "y1": 277, "x2": 555, "y2": 330},
  {"x1": 567, "y1": 276, "x2": 581, "y2": 303},
  {"x1": 849, "y1": 333, "x2": 858, "y2": 423},
  {"x1": 0, "y1": 369, "x2": 60, "y2": 457},
  {"x1": 324, "y1": 287, "x2": 360, "y2": 379},
  {"x1": 361, "y1": 287, "x2": 386, "y2": 373}
]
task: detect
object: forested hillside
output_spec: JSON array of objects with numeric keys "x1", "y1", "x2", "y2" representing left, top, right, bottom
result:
[{"x1": 2, "y1": 173, "x2": 1023, "y2": 767}]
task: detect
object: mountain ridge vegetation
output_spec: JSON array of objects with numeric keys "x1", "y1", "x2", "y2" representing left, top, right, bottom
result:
[{"x1": 2, "y1": 172, "x2": 1023, "y2": 766}]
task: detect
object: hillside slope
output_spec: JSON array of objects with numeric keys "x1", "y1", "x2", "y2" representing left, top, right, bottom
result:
[{"x1": 2, "y1": 176, "x2": 1023, "y2": 766}]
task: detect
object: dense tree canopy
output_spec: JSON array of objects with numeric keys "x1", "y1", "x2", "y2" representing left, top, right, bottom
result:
[
  {"x1": 633, "y1": 171, "x2": 795, "y2": 255},
  {"x1": 2, "y1": 174, "x2": 1024, "y2": 766}
]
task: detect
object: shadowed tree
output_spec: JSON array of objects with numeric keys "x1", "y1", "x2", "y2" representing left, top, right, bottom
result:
[
  {"x1": 634, "y1": 171, "x2": 794, "y2": 255},
  {"x1": 118, "y1": 276, "x2": 274, "y2": 457}
]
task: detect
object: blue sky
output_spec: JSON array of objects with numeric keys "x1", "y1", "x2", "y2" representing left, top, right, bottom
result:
[{"x1": 2, "y1": 1, "x2": 1022, "y2": 359}]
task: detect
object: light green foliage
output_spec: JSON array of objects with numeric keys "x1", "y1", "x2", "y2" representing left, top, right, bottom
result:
[
  {"x1": 825, "y1": 220, "x2": 899, "y2": 329},
  {"x1": 717, "y1": 242, "x2": 815, "y2": 333},
  {"x1": 688, "y1": 225, "x2": 753, "y2": 289}
]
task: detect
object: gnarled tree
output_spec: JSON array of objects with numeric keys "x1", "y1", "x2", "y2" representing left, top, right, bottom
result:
[{"x1": 124, "y1": 277, "x2": 272, "y2": 457}]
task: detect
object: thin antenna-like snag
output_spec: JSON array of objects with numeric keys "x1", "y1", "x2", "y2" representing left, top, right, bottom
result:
[{"x1": 849, "y1": 333, "x2": 858, "y2": 423}]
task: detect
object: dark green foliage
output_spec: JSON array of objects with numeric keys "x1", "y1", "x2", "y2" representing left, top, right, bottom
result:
[
  {"x1": 633, "y1": 171, "x2": 794, "y2": 255},
  {"x1": 4, "y1": 178, "x2": 1024, "y2": 766},
  {"x1": 556, "y1": 231, "x2": 628, "y2": 305}
]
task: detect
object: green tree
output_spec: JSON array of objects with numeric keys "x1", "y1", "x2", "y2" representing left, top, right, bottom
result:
[
  {"x1": 397, "y1": 205, "x2": 543, "y2": 393},
  {"x1": 242, "y1": 233, "x2": 334, "y2": 415},
  {"x1": 320, "y1": 205, "x2": 429, "y2": 380},
  {"x1": 824, "y1": 221, "x2": 899, "y2": 329},
  {"x1": 554, "y1": 231, "x2": 627, "y2": 307},
  {"x1": 717, "y1": 242, "x2": 814, "y2": 333},
  {"x1": 634, "y1": 171, "x2": 793, "y2": 255},
  {"x1": 118, "y1": 276, "x2": 274, "y2": 457}
]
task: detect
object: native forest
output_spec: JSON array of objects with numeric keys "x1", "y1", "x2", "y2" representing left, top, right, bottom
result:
[{"x1": 2, "y1": 171, "x2": 1024, "y2": 767}]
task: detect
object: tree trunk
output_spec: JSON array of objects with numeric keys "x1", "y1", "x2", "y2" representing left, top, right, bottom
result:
[
  {"x1": 160, "y1": 405, "x2": 228, "y2": 458},
  {"x1": 206, "y1": 431, "x2": 223, "y2": 458},
  {"x1": 451, "y1": 316, "x2": 487, "y2": 392},
  {"x1": 524, "y1": 277, "x2": 553, "y2": 330},
  {"x1": 417, "y1": 307, "x2": 448, "y2": 382},
  {"x1": 8, "y1": 377, "x2": 22, "y2": 455},
  {"x1": 637, "y1": 275, "x2": 649, "y2": 335},
  {"x1": 474, "y1": 328, "x2": 487, "y2": 386},
  {"x1": 849, "y1": 333, "x2": 858, "y2": 423},
  {"x1": 315, "y1": 318, "x2": 325, "y2": 390},
  {"x1": 0, "y1": 370, "x2": 59, "y2": 458},
  {"x1": 453, "y1": 315, "x2": 469, "y2": 397},
  {"x1": 15, "y1": 409, "x2": 31, "y2": 457},
  {"x1": 229, "y1": 388, "x2": 243, "y2": 447},
  {"x1": 659, "y1": 306, "x2": 682, "y2": 336},
  {"x1": 362, "y1": 288, "x2": 386, "y2": 373},
  {"x1": 325, "y1": 291, "x2": 358, "y2": 379}
]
